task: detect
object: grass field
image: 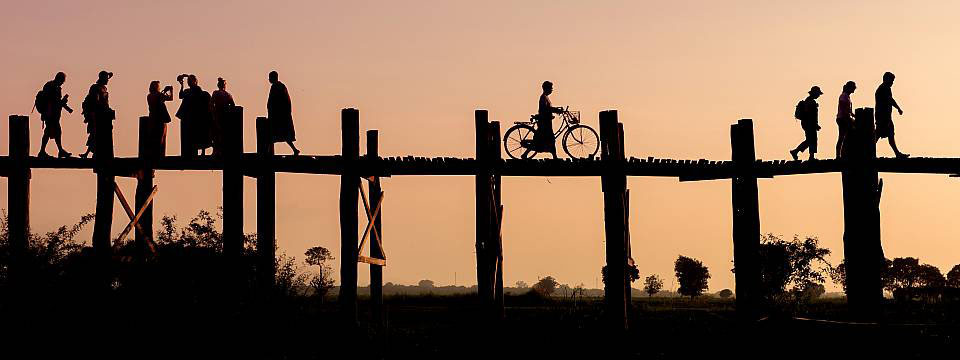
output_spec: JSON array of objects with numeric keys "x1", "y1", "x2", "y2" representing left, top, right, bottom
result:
[{"x1": 3, "y1": 292, "x2": 957, "y2": 359}]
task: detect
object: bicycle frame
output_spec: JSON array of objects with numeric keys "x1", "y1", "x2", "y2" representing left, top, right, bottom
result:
[{"x1": 522, "y1": 112, "x2": 576, "y2": 141}]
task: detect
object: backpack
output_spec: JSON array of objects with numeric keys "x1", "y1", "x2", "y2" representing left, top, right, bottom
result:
[
  {"x1": 34, "y1": 90, "x2": 48, "y2": 115},
  {"x1": 793, "y1": 100, "x2": 806, "y2": 120}
]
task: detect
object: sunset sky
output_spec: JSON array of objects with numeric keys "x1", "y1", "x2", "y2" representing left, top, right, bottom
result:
[{"x1": 3, "y1": 0, "x2": 960, "y2": 292}]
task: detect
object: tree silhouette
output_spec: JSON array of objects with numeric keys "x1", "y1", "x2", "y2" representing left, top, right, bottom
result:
[
  {"x1": 304, "y1": 246, "x2": 335, "y2": 300},
  {"x1": 717, "y1": 289, "x2": 733, "y2": 299},
  {"x1": 674, "y1": 255, "x2": 710, "y2": 298},
  {"x1": 643, "y1": 275, "x2": 663, "y2": 297},
  {"x1": 532, "y1": 276, "x2": 559, "y2": 297},
  {"x1": 947, "y1": 264, "x2": 960, "y2": 288},
  {"x1": 418, "y1": 279, "x2": 436, "y2": 288},
  {"x1": 755, "y1": 234, "x2": 833, "y2": 302}
]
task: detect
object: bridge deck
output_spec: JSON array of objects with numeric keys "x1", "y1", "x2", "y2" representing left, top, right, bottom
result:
[{"x1": 2, "y1": 155, "x2": 959, "y2": 180}]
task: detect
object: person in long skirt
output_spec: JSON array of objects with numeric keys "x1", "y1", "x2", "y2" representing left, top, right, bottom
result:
[
  {"x1": 267, "y1": 71, "x2": 300, "y2": 155},
  {"x1": 209, "y1": 77, "x2": 235, "y2": 157},
  {"x1": 147, "y1": 80, "x2": 174, "y2": 158},
  {"x1": 80, "y1": 71, "x2": 113, "y2": 158},
  {"x1": 176, "y1": 74, "x2": 213, "y2": 157}
]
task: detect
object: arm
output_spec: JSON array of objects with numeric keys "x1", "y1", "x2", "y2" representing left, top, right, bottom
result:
[
  {"x1": 891, "y1": 98, "x2": 903, "y2": 115},
  {"x1": 61, "y1": 94, "x2": 74, "y2": 113},
  {"x1": 178, "y1": 81, "x2": 186, "y2": 99}
]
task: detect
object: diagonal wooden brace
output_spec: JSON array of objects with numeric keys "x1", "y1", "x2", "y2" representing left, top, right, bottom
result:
[
  {"x1": 357, "y1": 184, "x2": 385, "y2": 259},
  {"x1": 113, "y1": 183, "x2": 159, "y2": 252}
]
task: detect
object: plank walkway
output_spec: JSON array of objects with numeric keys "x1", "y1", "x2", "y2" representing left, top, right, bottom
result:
[{"x1": 3, "y1": 155, "x2": 960, "y2": 179}]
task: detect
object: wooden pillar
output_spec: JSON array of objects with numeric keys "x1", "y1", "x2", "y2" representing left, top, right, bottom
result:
[
  {"x1": 841, "y1": 107, "x2": 884, "y2": 319},
  {"x1": 7, "y1": 115, "x2": 30, "y2": 289},
  {"x1": 489, "y1": 120, "x2": 504, "y2": 318},
  {"x1": 619, "y1": 124, "x2": 632, "y2": 307},
  {"x1": 474, "y1": 110, "x2": 493, "y2": 303},
  {"x1": 339, "y1": 108, "x2": 360, "y2": 325},
  {"x1": 135, "y1": 116, "x2": 154, "y2": 261},
  {"x1": 730, "y1": 119, "x2": 761, "y2": 320},
  {"x1": 223, "y1": 107, "x2": 244, "y2": 259},
  {"x1": 255, "y1": 116, "x2": 275, "y2": 293},
  {"x1": 92, "y1": 109, "x2": 115, "y2": 275},
  {"x1": 600, "y1": 110, "x2": 628, "y2": 331},
  {"x1": 367, "y1": 129, "x2": 385, "y2": 328}
]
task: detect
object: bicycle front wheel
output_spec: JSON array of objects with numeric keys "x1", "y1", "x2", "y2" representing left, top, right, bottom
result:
[
  {"x1": 504, "y1": 124, "x2": 538, "y2": 159},
  {"x1": 562, "y1": 124, "x2": 599, "y2": 159}
]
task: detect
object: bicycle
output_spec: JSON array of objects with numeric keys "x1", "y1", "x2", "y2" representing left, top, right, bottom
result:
[{"x1": 503, "y1": 107, "x2": 600, "y2": 159}]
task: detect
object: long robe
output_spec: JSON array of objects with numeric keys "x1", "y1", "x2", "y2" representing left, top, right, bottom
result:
[
  {"x1": 176, "y1": 87, "x2": 213, "y2": 156},
  {"x1": 268, "y1": 81, "x2": 296, "y2": 142},
  {"x1": 210, "y1": 89, "x2": 235, "y2": 156}
]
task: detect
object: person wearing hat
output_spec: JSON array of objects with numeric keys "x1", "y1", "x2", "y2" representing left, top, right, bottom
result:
[
  {"x1": 79, "y1": 70, "x2": 114, "y2": 159},
  {"x1": 875, "y1": 72, "x2": 908, "y2": 158},
  {"x1": 790, "y1": 85, "x2": 823, "y2": 161}
]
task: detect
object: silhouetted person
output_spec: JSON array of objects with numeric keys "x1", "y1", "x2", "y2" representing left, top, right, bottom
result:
[
  {"x1": 267, "y1": 71, "x2": 299, "y2": 155},
  {"x1": 80, "y1": 71, "x2": 113, "y2": 159},
  {"x1": 147, "y1": 81, "x2": 174, "y2": 158},
  {"x1": 37, "y1": 72, "x2": 73, "y2": 158},
  {"x1": 875, "y1": 72, "x2": 908, "y2": 158},
  {"x1": 790, "y1": 86, "x2": 823, "y2": 161},
  {"x1": 836, "y1": 81, "x2": 856, "y2": 159},
  {"x1": 535, "y1": 81, "x2": 563, "y2": 159},
  {"x1": 176, "y1": 74, "x2": 213, "y2": 158},
  {"x1": 209, "y1": 77, "x2": 235, "y2": 157}
]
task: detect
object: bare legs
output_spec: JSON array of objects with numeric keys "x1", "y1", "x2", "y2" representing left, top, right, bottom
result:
[
  {"x1": 39, "y1": 134, "x2": 69, "y2": 157},
  {"x1": 287, "y1": 141, "x2": 300, "y2": 156},
  {"x1": 876, "y1": 134, "x2": 909, "y2": 158}
]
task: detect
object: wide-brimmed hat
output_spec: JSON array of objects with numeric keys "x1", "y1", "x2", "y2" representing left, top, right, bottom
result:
[{"x1": 809, "y1": 86, "x2": 823, "y2": 95}]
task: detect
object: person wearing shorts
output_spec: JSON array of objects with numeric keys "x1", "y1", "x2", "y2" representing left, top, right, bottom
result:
[{"x1": 874, "y1": 72, "x2": 908, "y2": 158}]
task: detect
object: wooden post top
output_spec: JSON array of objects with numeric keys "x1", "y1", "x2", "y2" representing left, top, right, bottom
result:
[{"x1": 8, "y1": 115, "x2": 30, "y2": 157}]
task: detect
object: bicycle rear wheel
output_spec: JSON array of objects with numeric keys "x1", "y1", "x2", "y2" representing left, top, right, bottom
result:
[
  {"x1": 562, "y1": 124, "x2": 599, "y2": 159},
  {"x1": 504, "y1": 124, "x2": 538, "y2": 159}
]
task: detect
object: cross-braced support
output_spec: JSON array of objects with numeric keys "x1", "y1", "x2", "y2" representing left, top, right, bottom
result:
[
  {"x1": 357, "y1": 181, "x2": 386, "y2": 266},
  {"x1": 112, "y1": 182, "x2": 159, "y2": 255}
]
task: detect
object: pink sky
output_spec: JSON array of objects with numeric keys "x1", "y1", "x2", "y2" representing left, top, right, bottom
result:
[{"x1": 3, "y1": 0, "x2": 960, "y2": 291}]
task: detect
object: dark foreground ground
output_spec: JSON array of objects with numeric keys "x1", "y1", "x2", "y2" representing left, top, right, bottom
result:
[{"x1": 2, "y1": 293, "x2": 957, "y2": 359}]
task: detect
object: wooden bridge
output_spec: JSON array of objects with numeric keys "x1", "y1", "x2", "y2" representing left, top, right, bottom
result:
[{"x1": 2, "y1": 106, "x2": 952, "y2": 329}]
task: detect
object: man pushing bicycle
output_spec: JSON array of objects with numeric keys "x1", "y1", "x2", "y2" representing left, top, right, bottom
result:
[{"x1": 535, "y1": 80, "x2": 564, "y2": 159}]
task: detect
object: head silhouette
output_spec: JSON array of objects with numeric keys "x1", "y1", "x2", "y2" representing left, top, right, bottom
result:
[
  {"x1": 54, "y1": 72, "x2": 66, "y2": 85},
  {"x1": 843, "y1": 81, "x2": 857, "y2": 94},
  {"x1": 808, "y1": 86, "x2": 823, "y2": 99},
  {"x1": 269, "y1": 71, "x2": 279, "y2": 84},
  {"x1": 149, "y1": 81, "x2": 161, "y2": 93},
  {"x1": 542, "y1": 81, "x2": 553, "y2": 95},
  {"x1": 187, "y1": 74, "x2": 198, "y2": 88},
  {"x1": 883, "y1": 72, "x2": 895, "y2": 85},
  {"x1": 97, "y1": 70, "x2": 112, "y2": 85},
  {"x1": 217, "y1": 77, "x2": 226, "y2": 90}
]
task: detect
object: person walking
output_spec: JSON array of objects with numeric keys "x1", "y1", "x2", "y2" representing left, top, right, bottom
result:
[
  {"x1": 147, "y1": 81, "x2": 174, "y2": 158},
  {"x1": 875, "y1": 72, "x2": 909, "y2": 158},
  {"x1": 209, "y1": 77, "x2": 235, "y2": 157},
  {"x1": 534, "y1": 80, "x2": 563, "y2": 159},
  {"x1": 790, "y1": 86, "x2": 823, "y2": 161},
  {"x1": 267, "y1": 71, "x2": 299, "y2": 155},
  {"x1": 37, "y1": 72, "x2": 73, "y2": 158},
  {"x1": 79, "y1": 71, "x2": 113, "y2": 159},
  {"x1": 836, "y1": 81, "x2": 856, "y2": 159}
]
